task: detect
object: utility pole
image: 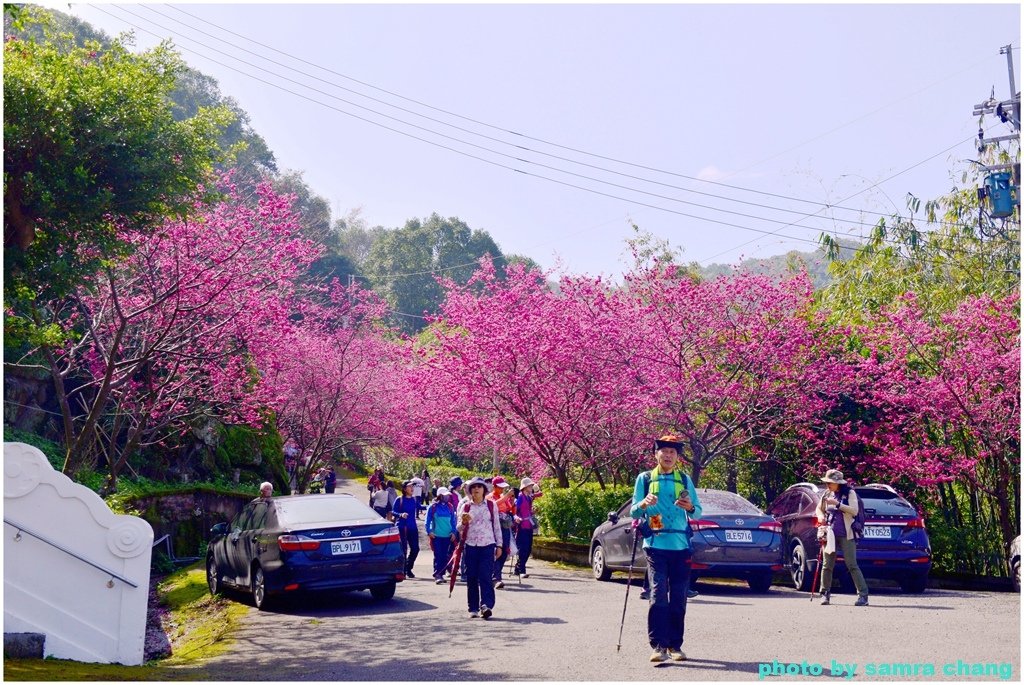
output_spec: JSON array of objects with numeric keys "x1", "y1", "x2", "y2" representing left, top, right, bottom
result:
[{"x1": 1001, "y1": 44, "x2": 1020, "y2": 133}]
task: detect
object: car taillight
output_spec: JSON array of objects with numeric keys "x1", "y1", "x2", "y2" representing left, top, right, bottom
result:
[
  {"x1": 371, "y1": 526, "x2": 401, "y2": 545},
  {"x1": 758, "y1": 521, "x2": 782, "y2": 532},
  {"x1": 689, "y1": 520, "x2": 719, "y2": 532},
  {"x1": 278, "y1": 535, "x2": 320, "y2": 552},
  {"x1": 910, "y1": 556, "x2": 931, "y2": 563},
  {"x1": 905, "y1": 517, "x2": 926, "y2": 529}
]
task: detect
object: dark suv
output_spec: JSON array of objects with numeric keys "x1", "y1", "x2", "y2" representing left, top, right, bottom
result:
[{"x1": 766, "y1": 482, "x2": 931, "y2": 593}]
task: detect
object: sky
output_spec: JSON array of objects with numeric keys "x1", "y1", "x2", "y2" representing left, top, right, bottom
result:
[{"x1": 58, "y1": 2, "x2": 1021, "y2": 279}]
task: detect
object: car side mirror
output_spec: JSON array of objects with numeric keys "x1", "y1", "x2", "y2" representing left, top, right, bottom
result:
[
  {"x1": 607, "y1": 512, "x2": 619, "y2": 524},
  {"x1": 210, "y1": 522, "x2": 228, "y2": 537}
]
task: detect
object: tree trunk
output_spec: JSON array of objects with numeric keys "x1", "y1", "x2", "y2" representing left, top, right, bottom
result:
[{"x1": 726, "y1": 452, "x2": 738, "y2": 493}]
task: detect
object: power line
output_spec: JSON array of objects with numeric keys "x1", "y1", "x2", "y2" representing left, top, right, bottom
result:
[
  {"x1": 160, "y1": 3, "x2": 1006, "y2": 226},
  {"x1": 92, "y1": 5, "x2": 1019, "y2": 275},
  {"x1": 112, "y1": 4, "x2": 890, "y2": 236}
]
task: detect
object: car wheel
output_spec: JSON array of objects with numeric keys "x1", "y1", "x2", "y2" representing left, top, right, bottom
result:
[
  {"x1": 748, "y1": 572, "x2": 773, "y2": 593},
  {"x1": 251, "y1": 564, "x2": 273, "y2": 610},
  {"x1": 1012, "y1": 558, "x2": 1020, "y2": 593},
  {"x1": 592, "y1": 544, "x2": 612, "y2": 581},
  {"x1": 207, "y1": 555, "x2": 223, "y2": 596},
  {"x1": 370, "y1": 581, "x2": 396, "y2": 601},
  {"x1": 790, "y1": 542, "x2": 813, "y2": 592},
  {"x1": 899, "y1": 574, "x2": 927, "y2": 594}
]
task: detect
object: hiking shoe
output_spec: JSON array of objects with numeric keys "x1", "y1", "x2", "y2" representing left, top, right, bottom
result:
[
  {"x1": 649, "y1": 649, "x2": 668, "y2": 663},
  {"x1": 854, "y1": 595, "x2": 869, "y2": 607},
  {"x1": 434, "y1": 577, "x2": 445, "y2": 585},
  {"x1": 406, "y1": 571, "x2": 416, "y2": 579},
  {"x1": 820, "y1": 592, "x2": 831, "y2": 605},
  {"x1": 481, "y1": 605, "x2": 492, "y2": 619},
  {"x1": 639, "y1": 590, "x2": 650, "y2": 600},
  {"x1": 494, "y1": 580, "x2": 505, "y2": 589},
  {"x1": 686, "y1": 588, "x2": 699, "y2": 598},
  {"x1": 521, "y1": 573, "x2": 530, "y2": 579},
  {"x1": 468, "y1": 611, "x2": 479, "y2": 618},
  {"x1": 667, "y1": 649, "x2": 686, "y2": 662}
]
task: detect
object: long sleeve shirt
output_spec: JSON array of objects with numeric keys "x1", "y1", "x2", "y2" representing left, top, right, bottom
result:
[
  {"x1": 425, "y1": 501, "x2": 457, "y2": 538},
  {"x1": 392, "y1": 496, "x2": 419, "y2": 530},
  {"x1": 459, "y1": 499, "x2": 502, "y2": 547},
  {"x1": 630, "y1": 469, "x2": 702, "y2": 551}
]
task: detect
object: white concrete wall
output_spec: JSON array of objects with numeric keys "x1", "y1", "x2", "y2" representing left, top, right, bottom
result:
[{"x1": 4, "y1": 442, "x2": 153, "y2": 665}]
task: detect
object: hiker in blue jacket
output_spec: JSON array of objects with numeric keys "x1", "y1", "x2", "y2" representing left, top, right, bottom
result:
[
  {"x1": 426, "y1": 487, "x2": 458, "y2": 584},
  {"x1": 393, "y1": 480, "x2": 421, "y2": 578},
  {"x1": 631, "y1": 434, "x2": 701, "y2": 664}
]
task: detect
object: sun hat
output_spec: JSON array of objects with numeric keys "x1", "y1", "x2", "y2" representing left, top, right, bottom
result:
[
  {"x1": 654, "y1": 434, "x2": 684, "y2": 451},
  {"x1": 820, "y1": 469, "x2": 847, "y2": 485},
  {"x1": 450, "y1": 476, "x2": 463, "y2": 488},
  {"x1": 465, "y1": 476, "x2": 493, "y2": 493},
  {"x1": 436, "y1": 486, "x2": 450, "y2": 497},
  {"x1": 520, "y1": 477, "x2": 537, "y2": 490}
]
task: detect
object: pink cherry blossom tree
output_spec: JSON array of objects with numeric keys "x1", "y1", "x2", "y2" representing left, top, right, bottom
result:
[{"x1": 17, "y1": 175, "x2": 321, "y2": 485}]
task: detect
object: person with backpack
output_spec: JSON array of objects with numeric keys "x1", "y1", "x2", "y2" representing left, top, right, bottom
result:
[
  {"x1": 393, "y1": 480, "x2": 421, "y2": 578},
  {"x1": 815, "y1": 469, "x2": 869, "y2": 607},
  {"x1": 487, "y1": 477, "x2": 516, "y2": 588},
  {"x1": 425, "y1": 487, "x2": 458, "y2": 584},
  {"x1": 457, "y1": 477, "x2": 502, "y2": 618},
  {"x1": 630, "y1": 434, "x2": 702, "y2": 664}
]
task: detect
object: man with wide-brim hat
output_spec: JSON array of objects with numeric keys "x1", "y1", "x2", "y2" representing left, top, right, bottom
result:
[
  {"x1": 487, "y1": 477, "x2": 516, "y2": 588},
  {"x1": 512, "y1": 477, "x2": 543, "y2": 578},
  {"x1": 630, "y1": 433, "x2": 702, "y2": 664},
  {"x1": 815, "y1": 469, "x2": 869, "y2": 607},
  {"x1": 457, "y1": 477, "x2": 502, "y2": 618}
]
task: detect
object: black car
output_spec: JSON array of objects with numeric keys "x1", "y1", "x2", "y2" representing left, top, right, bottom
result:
[
  {"x1": 766, "y1": 482, "x2": 932, "y2": 594},
  {"x1": 207, "y1": 494, "x2": 404, "y2": 609},
  {"x1": 589, "y1": 489, "x2": 785, "y2": 592}
]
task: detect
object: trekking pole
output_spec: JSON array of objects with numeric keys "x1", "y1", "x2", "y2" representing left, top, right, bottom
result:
[
  {"x1": 810, "y1": 535, "x2": 825, "y2": 601},
  {"x1": 616, "y1": 521, "x2": 642, "y2": 652}
]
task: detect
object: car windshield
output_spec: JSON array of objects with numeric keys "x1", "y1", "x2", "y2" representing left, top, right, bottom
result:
[
  {"x1": 275, "y1": 496, "x2": 377, "y2": 526},
  {"x1": 854, "y1": 489, "x2": 918, "y2": 516},
  {"x1": 698, "y1": 491, "x2": 763, "y2": 516}
]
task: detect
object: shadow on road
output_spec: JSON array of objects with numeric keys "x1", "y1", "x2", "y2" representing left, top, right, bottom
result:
[{"x1": 656, "y1": 657, "x2": 764, "y2": 675}]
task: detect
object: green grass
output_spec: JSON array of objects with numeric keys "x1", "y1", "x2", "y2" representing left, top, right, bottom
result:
[{"x1": 3, "y1": 562, "x2": 248, "y2": 681}]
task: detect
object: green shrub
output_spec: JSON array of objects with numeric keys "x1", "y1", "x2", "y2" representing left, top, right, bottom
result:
[
  {"x1": 533, "y1": 484, "x2": 634, "y2": 543},
  {"x1": 3, "y1": 425, "x2": 64, "y2": 470}
]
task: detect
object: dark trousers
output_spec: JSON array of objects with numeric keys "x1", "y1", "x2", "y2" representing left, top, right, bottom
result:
[
  {"x1": 645, "y1": 547, "x2": 692, "y2": 650},
  {"x1": 514, "y1": 527, "x2": 534, "y2": 574},
  {"x1": 493, "y1": 527, "x2": 511, "y2": 580},
  {"x1": 373, "y1": 505, "x2": 388, "y2": 518},
  {"x1": 399, "y1": 526, "x2": 419, "y2": 573},
  {"x1": 464, "y1": 544, "x2": 497, "y2": 612},
  {"x1": 432, "y1": 536, "x2": 452, "y2": 579}
]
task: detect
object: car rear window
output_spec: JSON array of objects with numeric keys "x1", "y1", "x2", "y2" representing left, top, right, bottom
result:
[
  {"x1": 854, "y1": 489, "x2": 917, "y2": 516},
  {"x1": 275, "y1": 496, "x2": 377, "y2": 526},
  {"x1": 697, "y1": 491, "x2": 763, "y2": 516}
]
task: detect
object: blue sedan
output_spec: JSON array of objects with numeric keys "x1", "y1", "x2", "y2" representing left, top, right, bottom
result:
[{"x1": 207, "y1": 494, "x2": 404, "y2": 609}]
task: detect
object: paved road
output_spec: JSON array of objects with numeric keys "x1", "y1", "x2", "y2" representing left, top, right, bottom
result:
[{"x1": 175, "y1": 480, "x2": 1021, "y2": 681}]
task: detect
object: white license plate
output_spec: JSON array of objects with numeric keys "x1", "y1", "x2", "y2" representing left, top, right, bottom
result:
[
  {"x1": 330, "y1": 540, "x2": 362, "y2": 555},
  {"x1": 863, "y1": 526, "x2": 891, "y2": 539},
  {"x1": 725, "y1": 530, "x2": 753, "y2": 543}
]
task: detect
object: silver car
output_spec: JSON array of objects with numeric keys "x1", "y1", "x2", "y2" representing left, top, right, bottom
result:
[{"x1": 589, "y1": 489, "x2": 784, "y2": 592}]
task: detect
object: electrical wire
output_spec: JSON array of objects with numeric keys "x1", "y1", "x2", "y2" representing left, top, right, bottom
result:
[
  {"x1": 160, "y1": 3, "x2": 1007, "y2": 225},
  {"x1": 111, "y1": 4, "x2": 895, "y2": 238},
  {"x1": 91, "y1": 5, "x2": 1020, "y2": 276}
]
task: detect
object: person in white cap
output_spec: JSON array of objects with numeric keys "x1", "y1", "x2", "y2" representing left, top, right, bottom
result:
[
  {"x1": 425, "y1": 487, "x2": 458, "y2": 584},
  {"x1": 815, "y1": 469, "x2": 868, "y2": 606},
  {"x1": 513, "y1": 477, "x2": 543, "y2": 578}
]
